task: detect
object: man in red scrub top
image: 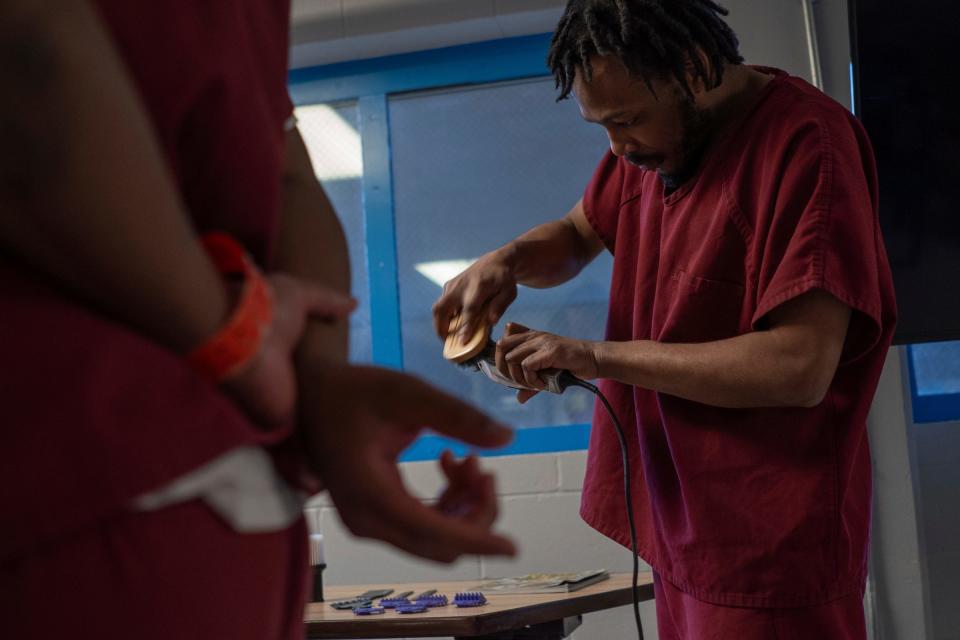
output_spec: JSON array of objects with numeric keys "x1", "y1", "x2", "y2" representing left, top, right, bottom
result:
[
  {"x1": 433, "y1": 1, "x2": 896, "y2": 638},
  {"x1": 1, "y1": 1, "x2": 514, "y2": 638}
]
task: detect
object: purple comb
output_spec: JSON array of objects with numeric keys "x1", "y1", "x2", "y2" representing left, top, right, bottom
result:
[{"x1": 453, "y1": 592, "x2": 487, "y2": 608}]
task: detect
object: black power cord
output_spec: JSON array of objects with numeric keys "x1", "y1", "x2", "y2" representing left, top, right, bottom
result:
[
  {"x1": 464, "y1": 356, "x2": 644, "y2": 638},
  {"x1": 564, "y1": 374, "x2": 644, "y2": 640}
]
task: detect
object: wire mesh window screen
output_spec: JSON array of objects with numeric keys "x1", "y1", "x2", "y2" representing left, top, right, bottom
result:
[
  {"x1": 295, "y1": 102, "x2": 372, "y2": 363},
  {"x1": 389, "y1": 77, "x2": 613, "y2": 429}
]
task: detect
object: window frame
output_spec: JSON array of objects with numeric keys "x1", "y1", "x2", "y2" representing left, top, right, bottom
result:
[{"x1": 288, "y1": 34, "x2": 593, "y2": 460}]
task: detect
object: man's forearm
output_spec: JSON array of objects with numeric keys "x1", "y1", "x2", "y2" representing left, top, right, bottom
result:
[
  {"x1": 0, "y1": 0, "x2": 227, "y2": 353},
  {"x1": 594, "y1": 332, "x2": 829, "y2": 409},
  {"x1": 591, "y1": 290, "x2": 850, "y2": 409},
  {"x1": 497, "y1": 220, "x2": 585, "y2": 288},
  {"x1": 501, "y1": 202, "x2": 600, "y2": 289}
]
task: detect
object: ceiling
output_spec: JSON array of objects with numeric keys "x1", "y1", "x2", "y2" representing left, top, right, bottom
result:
[{"x1": 288, "y1": 0, "x2": 565, "y2": 68}]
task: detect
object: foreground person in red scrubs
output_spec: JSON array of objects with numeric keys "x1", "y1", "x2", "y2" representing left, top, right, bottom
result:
[
  {"x1": 433, "y1": 1, "x2": 896, "y2": 638},
  {"x1": 0, "y1": 1, "x2": 515, "y2": 638}
]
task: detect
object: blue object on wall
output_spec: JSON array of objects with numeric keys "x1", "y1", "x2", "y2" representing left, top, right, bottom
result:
[{"x1": 907, "y1": 343, "x2": 960, "y2": 424}]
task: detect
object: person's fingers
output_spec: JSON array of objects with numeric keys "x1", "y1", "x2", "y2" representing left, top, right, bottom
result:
[
  {"x1": 495, "y1": 338, "x2": 510, "y2": 379},
  {"x1": 465, "y1": 454, "x2": 480, "y2": 477},
  {"x1": 505, "y1": 322, "x2": 531, "y2": 336},
  {"x1": 297, "y1": 282, "x2": 357, "y2": 320},
  {"x1": 519, "y1": 347, "x2": 554, "y2": 389},
  {"x1": 457, "y1": 301, "x2": 488, "y2": 345},
  {"x1": 497, "y1": 325, "x2": 537, "y2": 368},
  {"x1": 521, "y1": 358, "x2": 546, "y2": 389},
  {"x1": 345, "y1": 468, "x2": 516, "y2": 562},
  {"x1": 462, "y1": 471, "x2": 498, "y2": 528},
  {"x1": 504, "y1": 341, "x2": 544, "y2": 389},
  {"x1": 373, "y1": 369, "x2": 513, "y2": 449},
  {"x1": 507, "y1": 355, "x2": 526, "y2": 388},
  {"x1": 436, "y1": 456, "x2": 484, "y2": 518},
  {"x1": 432, "y1": 295, "x2": 458, "y2": 340},
  {"x1": 437, "y1": 452, "x2": 476, "y2": 500},
  {"x1": 438, "y1": 468, "x2": 497, "y2": 527},
  {"x1": 439, "y1": 449, "x2": 457, "y2": 478}
]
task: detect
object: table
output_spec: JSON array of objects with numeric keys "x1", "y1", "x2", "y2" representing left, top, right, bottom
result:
[{"x1": 304, "y1": 572, "x2": 653, "y2": 639}]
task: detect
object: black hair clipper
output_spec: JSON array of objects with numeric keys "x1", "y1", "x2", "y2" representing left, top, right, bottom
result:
[
  {"x1": 458, "y1": 339, "x2": 577, "y2": 395},
  {"x1": 442, "y1": 316, "x2": 578, "y2": 394}
]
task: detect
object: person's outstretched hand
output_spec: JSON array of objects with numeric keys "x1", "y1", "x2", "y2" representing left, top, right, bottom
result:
[
  {"x1": 299, "y1": 364, "x2": 517, "y2": 563},
  {"x1": 223, "y1": 274, "x2": 356, "y2": 428}
]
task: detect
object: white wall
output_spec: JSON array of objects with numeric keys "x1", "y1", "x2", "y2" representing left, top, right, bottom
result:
[
  {"x1": 914, "y1": 419, "x2": 960, "y2": 640},
  {"x1": 868, "y1": 350, "x2": 931, "y2": 640},
  {"x1": 306, "y1": 451, "x2": 659, "y2": 639}
]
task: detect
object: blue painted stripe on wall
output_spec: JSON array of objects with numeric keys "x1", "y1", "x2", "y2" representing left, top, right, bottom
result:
[
  {"x1": 400, "y1": 423, "x2": 591, "y2": 462},
  {"x1": 289, "y1": 33, "x2": 554, "y2": 104},
  {"x1": 358, "y1": 95, "x2": 404, "y2": 369}
]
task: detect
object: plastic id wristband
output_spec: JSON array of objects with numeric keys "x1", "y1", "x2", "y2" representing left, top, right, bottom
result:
[{"x1": 186, "y1": 232, "x2": 272, "y2": 381}]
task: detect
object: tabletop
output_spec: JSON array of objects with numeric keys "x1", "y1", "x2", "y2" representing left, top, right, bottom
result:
[{"x1": 304, "y1": 572, "x2": 654, "y2": 638}]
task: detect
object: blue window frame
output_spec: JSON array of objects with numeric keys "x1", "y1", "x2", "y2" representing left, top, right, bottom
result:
[
  {"x1": 907, "y1": 341, "x2": 960, "y2": 424},
  {"x1": 289, "y1": 34, "x2": 603, "y2": 461}
]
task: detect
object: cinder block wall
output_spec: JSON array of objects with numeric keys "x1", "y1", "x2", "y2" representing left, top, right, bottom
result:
[
  {"x1": 305, "y1": 450, "x2": 659, "y2": 639},
  {"x1": 914, "y1": 422, "x2": 960, "y2": 640}
]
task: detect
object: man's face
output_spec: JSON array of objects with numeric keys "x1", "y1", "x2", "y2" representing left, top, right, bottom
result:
[{"x1": 572, "y1": 55, "x2": 711, "y2": 182}]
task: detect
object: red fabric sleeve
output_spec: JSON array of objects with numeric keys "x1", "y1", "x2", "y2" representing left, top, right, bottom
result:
[
  {"x1": 751, "y1": 116, "x2": 886, "y2": 362},
  {"x1": 582, "y1": 150, "x2": 626, "y2": 253}
]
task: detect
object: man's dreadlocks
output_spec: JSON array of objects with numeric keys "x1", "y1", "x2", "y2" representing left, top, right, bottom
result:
[{"x1": 547, "y1": 0, "x2": 744, "y2": 100}]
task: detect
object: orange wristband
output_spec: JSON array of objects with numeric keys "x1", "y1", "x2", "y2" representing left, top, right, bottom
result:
[{"x1": 186, "y1": 232, "x2": 273, "y2": 382}]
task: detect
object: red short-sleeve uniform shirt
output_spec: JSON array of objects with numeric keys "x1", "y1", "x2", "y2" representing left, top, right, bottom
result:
[
  {"x1": 0, "y1": 1, "x2": 294, "y2": 562},
  {"x1": 580, "y1": 69, "x2": 896, "y2": 607}
]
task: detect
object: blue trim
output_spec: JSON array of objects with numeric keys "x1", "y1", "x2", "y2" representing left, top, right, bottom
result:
[
  {"x1": 358, "y1": 95, "x2": 403, "y2": 369},
  {"x1": 400, "y1": 424, "x2": 591, "y2": 462},
  {"x1": 907, "y1": 345, "x2": 960, "y2": 424},
  {"x1": 289, "y1": 33, "x2": 553, "y2": 104}
]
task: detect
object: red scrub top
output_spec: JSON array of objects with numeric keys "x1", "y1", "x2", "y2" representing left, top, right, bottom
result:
[
  {"x1": 0, "y1": 1, "x2": 294, "y2": 562},
  {"x1": 580, "y1": 68, "x2": 896, "y2": 607}
]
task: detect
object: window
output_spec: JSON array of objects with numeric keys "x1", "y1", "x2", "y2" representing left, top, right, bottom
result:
[
  {"x1": 389, "y1": 78, "x2": 611, "y2": 432},
  {"x1": 290, "y1": 34, "x2": 612, "y2": 459},
  {"x1": 295, "y1": 102, "x2": 372, "y2": 363},
  {"x1": 908, "y1": 341, "x2": 960, "y2": 423}
]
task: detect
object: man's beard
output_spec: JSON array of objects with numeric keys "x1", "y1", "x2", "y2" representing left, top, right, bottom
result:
[{"x1": 650, "y1": 94, "x2": 713, "y2": 192}]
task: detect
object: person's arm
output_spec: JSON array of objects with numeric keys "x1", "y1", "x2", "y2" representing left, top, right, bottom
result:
[
  {"x1": 0, "y1": 1, "x2": 353, "y2": 427},
  {"x1": 432, "y1": 199, "x2": 605, "y2": 340},
  {"x1": 497, "y1": 289, "x2": 851, "y2": 408},
  {"x1": 506, "y1": 199, "x2": 606, "y2": 288},
  {"x1": 274, "y1": 131, "x2": 517, "y2": 561},
  {"x1": 274, "y1": 127, "x2": 351, "y2": 366},
  {"x1": 0, "y1": 0, "x2": 227, "y2": 351}
]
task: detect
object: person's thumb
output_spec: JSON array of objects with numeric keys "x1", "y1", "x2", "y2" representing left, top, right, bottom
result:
[
  {"x1": 504, "y1": 322, "x2": 531, "y2": 335},
  {"x1": 298, "y1": 282, "x2": 357, "y2": 321}
]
